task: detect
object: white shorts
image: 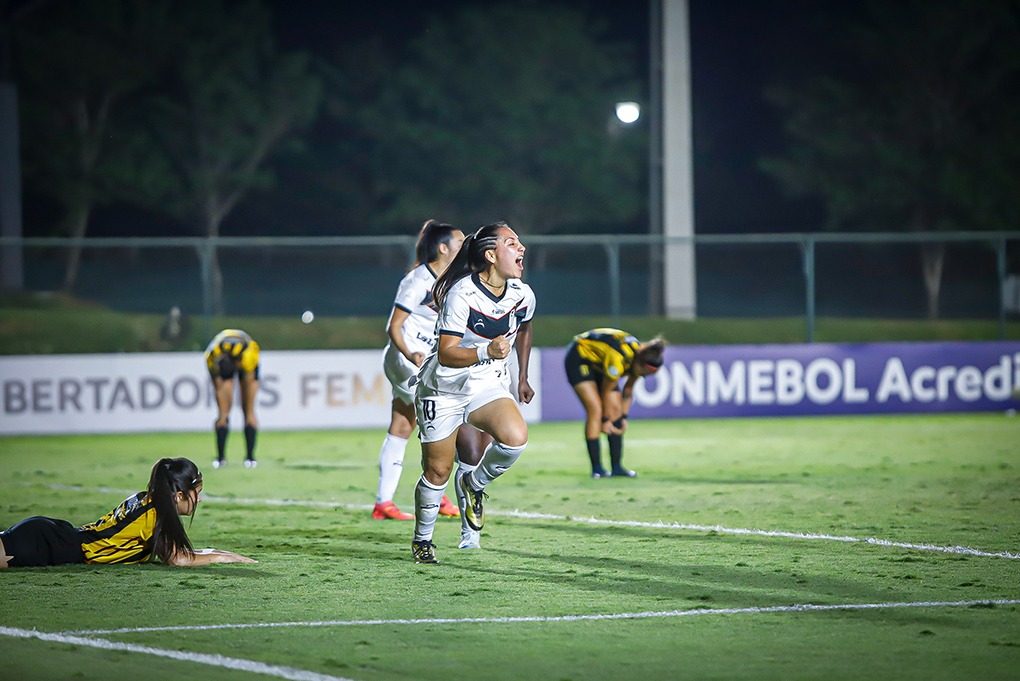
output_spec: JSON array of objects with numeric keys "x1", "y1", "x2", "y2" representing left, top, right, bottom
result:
[
  {"x1": 415, "y1": 381, "x2": 518, "y2": 443},
  {"x1": 382, "y1": 344, "x2": 418, "y2": 405}
]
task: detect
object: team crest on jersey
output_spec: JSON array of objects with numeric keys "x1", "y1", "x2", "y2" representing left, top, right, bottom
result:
[{"x1": 467, "y1": 306, "x2": 517, "y2": 339}]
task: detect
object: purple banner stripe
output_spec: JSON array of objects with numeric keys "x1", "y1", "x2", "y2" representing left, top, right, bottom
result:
[{"x1": 541, "y1": 341, "x2": 1020, "y2": 420}]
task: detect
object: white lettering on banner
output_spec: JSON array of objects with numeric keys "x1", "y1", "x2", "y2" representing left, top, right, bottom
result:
[
  {"x1": 876, "y1": 354, "x2": 1020, "y2": 403},
  {"x1": 641, "y1": 358, "x2": 870, "y2": 407},
  {"x1": 299, "y1": 373, "x2": 387, "y2": 408},
  {"x1": 1, "y1": 374, "x2": 282, "y2": 414},
  {"x1": 635, "y1": 354, "x2": 1018, "y2": 409},
  {"x1": 0, "y1": 350, "x2": 542, "y2": 434}
]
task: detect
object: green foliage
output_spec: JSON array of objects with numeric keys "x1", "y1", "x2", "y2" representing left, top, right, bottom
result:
[
  {"x1": 129, "y1": 0, "x2": 323, "y2": 232},
  {"x1": 329, "y1": 2, "x2": 647, "y2": 233},
  {"x1": 1, "y1": 416, "x2": 1018, "y2": 680},
  {"x1": 760, "y1": 0, "x2": 1020, "y2": 234}
]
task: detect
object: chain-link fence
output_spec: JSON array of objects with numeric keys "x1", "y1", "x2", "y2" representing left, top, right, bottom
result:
[{"x1": 2, "y1": 231, "x2": 1018, "y2": 337}]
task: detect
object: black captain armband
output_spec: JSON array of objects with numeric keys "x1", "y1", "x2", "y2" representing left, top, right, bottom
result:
[{"x1": 622, "y1": 413, "x2": 629, "y2": 419}]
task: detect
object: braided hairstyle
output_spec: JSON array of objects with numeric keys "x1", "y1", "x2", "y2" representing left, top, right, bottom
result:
[
  {"x1": 433, "y1": 221, "x2": 509, "y2": 308},
  {"x1": 414, "y1": 219, "x2": 461, "y2": 268},
  {"x1": 147, "y1": 457, "x2": 201, "y2": 564}
]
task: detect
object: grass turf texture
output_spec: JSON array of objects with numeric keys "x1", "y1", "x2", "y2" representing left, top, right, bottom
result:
[
  {"x1": 1, "y1": 415, "x2": 1018, "y2": 680},
  {"x1": 2, "y1": 291, "x2": 1018, "y2": 354}
]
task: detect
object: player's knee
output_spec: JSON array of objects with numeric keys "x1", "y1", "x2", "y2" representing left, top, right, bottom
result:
[
  {"x1": 501, "y1": 424, "x2": 528, "y2": 448},
  {"x1": 422, "y1": 463, "x2": 453, "y2": 486}
]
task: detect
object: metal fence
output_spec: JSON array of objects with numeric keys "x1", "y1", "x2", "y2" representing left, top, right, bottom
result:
[{"x1": 2, "y1": 231, "x2": 1018, "y2": 340}]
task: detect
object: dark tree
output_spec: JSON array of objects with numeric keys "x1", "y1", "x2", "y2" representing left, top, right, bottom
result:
[
  {"x1": 324, "y1": 2, "x2": 647, "y2": 235},
  {"x1": 760, "y1": 0, "x2": 1020, "y2": 318}
]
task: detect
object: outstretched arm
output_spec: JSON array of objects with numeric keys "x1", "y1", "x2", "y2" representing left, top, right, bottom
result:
[{"x1": 167, "y1": 548, "x2": 258, "y2": 566}]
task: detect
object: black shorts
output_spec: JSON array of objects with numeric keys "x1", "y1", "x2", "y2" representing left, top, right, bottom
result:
[
  {"x1": 565, "y1": 344, "x2": 604, "y2": 387},
  {"x1": 1, "y1": 516, "x2": 85, "y2": 567}
]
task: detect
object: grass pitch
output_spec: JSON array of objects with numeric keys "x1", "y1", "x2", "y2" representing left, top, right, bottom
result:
[{"x1": 1, "y1": 414, "x2": 1018, "y2": 681}]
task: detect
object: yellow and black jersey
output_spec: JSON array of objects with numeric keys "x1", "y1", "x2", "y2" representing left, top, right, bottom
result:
[
  {"x1": 204, "y1": 329, "x2": 260, "y2": 379},
  {"x1": 565, "y1": 328, "x2": 642, "y2": 386},
  {"x1": 78, "y1": 492, "x2": 157, "y2": 564}
]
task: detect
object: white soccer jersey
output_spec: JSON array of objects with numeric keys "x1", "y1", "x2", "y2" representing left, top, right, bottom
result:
[
  {"x1": 385, "y1": 263, "x2": 440, "y2": 355},
  {"x1": 419, "y1": 274, "x2": 536, "y2": 396}
]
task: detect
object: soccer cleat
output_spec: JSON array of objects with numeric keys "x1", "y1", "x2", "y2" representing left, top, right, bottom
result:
[
  {"x1": 459, "y1": 473, "x2": 486, "y2": 531},
  {"x1": 611, "y1": 467, "x2": 637, "y2": 478},
  {"x1": 412, "y1": 539, "x2": 439, "y2": 564},
  {"x1": 438, "y1": 494, "x2": 460, "y2": 517},
  {"x1": 212, "y1": 459, "x2": 226, "y2": 469},
  {"x1": 244, "y1": 458, "x2": 258, "y2": 469},
  {"x1": 591, "y1": 467, "x2": 610, "y2": 479},
  {"x1": 458, "y1": 529, "x2": 481, "y2": 550},
  {"x1": 372, "y1": 501, "x2": 414, "y2": 520}
]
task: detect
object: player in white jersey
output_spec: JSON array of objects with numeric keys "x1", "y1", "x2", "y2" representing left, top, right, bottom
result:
[
  {"x1": 411, "y1": 222, "x2": 534, "y2": 564},
  {"x1": 373, "y1": 220, "x2": 465, "y2": 521},
  {"x1": 452, "y1": 293, "x2": 534, "y2": 550}
]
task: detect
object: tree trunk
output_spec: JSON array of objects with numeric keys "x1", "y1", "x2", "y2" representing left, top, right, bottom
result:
[
  {"x1": 204, "y1": 212, "x2": 226, "y2": 316},
  {"x1": 61, "y1": 205, "x2": 91, "y2": 292},
  {"x1": 209, "y1": 247, "x2": 225, "y2": 316},
  {"x1": 920, "y1": 241, "x2": 945, "y2": 320}
]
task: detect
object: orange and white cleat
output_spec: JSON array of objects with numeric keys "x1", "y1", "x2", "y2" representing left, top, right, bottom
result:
[
  {"x1": 438, "y1": 494, "x2": 460, "y2": 517},
  {"x1": 372, "y1": 501, "x2": 413, "y2": 520}
]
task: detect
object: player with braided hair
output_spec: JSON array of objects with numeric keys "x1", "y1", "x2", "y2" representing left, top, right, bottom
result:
[{"x1": 411, "y1": 222, "x2": 536, "y2": 564}]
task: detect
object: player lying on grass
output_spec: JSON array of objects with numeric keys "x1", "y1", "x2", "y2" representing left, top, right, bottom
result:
[{"x1": 0, "y1": 457, "x2": 256, "y2": 568}]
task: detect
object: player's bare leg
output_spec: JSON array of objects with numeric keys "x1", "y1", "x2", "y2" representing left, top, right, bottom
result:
[
  {"x1": 212, "y1": 377, "x2": 234, "y2": 467},
  {"x1": 572, "y1": 382, "x2": 608, "y2": 477},
  {"x1": 239, "y1": 373, "x2": 260, "y2": 467},
  {"x1": 459, "y1": 398, "x2": 528, "y2": 530}
]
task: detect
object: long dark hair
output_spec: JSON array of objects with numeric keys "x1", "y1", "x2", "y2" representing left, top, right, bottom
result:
[
  {"x1": 147, "y1": 457, "x2": 200, "y2": 564},
  {"x1": 433, "y1": 221, "x2": 509, "y2": 308},
  {"x1": 414, "y1": 219, "x2": 460, "y2": 268}
]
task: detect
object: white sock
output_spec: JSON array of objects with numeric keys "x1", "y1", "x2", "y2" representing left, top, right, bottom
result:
[
  {"x1": 472, "y1": 441, "x2": 527, "y2": 489},
  {"x1": 413, "y1": 475, "x2": 447, "y2": 542},
  {"x1": 376, "y1": 434, "x2": 408, "y2": 504},
  {"x1": 454, "y1": 462, "x2": 478, "y2": 534}
]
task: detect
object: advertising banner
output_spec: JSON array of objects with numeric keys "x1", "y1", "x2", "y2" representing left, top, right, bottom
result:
[
  {"x1": 540, "y1": 341, "x2": 1020, "y2": 420},
  {"x1": 0, "y1": 350, "x2": 543, "y2": 435}
]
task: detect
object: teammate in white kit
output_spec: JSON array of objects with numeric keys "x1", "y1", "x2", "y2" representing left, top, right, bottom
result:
[
  {"x1": 373, "y1": 220, "x2": 465, "y2": 521},
  {"x1": 411, "y1": 222, "x2": 535, "y2": 564}
]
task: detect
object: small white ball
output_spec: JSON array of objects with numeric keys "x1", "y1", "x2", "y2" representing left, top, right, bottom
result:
[{"x1": 301, "y1": 310, "x2": 315, "y2": 324}]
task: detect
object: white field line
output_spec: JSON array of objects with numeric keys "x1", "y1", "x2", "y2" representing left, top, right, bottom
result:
[
  {"x1": 40, "y1": 484, "x2": 1020, "y2": 560},
  {"x1": 60, "y1": 598, "x2": 1020, "y2": 636},
  {"x1": 0, "y1": 626, "x2": 357, "y2": 681}
]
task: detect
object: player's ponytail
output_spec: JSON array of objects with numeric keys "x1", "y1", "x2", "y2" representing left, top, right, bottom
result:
[
  {"x1": 414, "y1": 219, "x2": 460, "y2": 268},
  {"x1": 433, "y1": 222, "x2": 507, "y2": 308},
  {"x1": 148, "y1": 457, "x2": 199, "y2": 564}
]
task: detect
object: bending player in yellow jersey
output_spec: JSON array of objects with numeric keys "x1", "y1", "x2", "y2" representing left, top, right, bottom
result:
[
  {"x1": 204, "y1": 329, "x2": 261, "y2": 468},
  {"x1": 564, "y1": 328, "x2": 666, "y2": 478}
]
